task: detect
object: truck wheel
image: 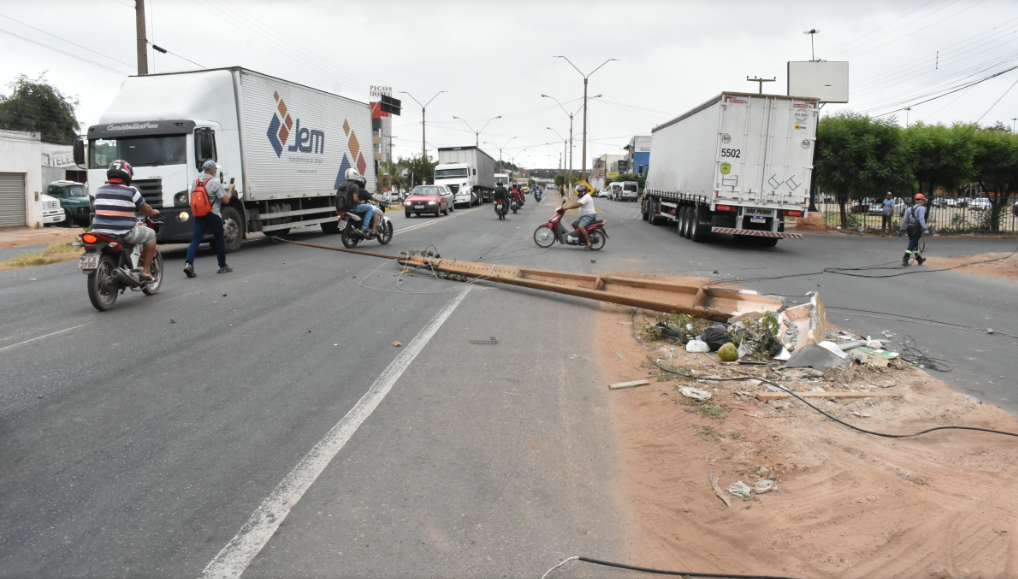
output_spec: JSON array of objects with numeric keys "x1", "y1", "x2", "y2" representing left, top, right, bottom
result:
[
  {"x1": 756, "y1": 237, "x2": 779, "y2": 247},
  {"x1": 642, "y1": 200, "x2": 650, "y2": 221},
  {"x1": 221, "y1": 206, "x2": 244, "y2": 253},
  {"x1": 677, "y1": 207, "x2": 688, "y2": 237},
  {"x1": 690, "y1": 206, "x2": 711, "y2": 242},
  {"x1": 320, "y1": 218, "x2": 340, "y2": 234},
  {"x1": 683, "y1": 207, "x2": 694, "y2": 239}
]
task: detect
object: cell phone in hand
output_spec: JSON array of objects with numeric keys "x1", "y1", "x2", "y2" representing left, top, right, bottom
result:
[{"x1": 230, "y1": 177, "x2": 235, "y2": 184}]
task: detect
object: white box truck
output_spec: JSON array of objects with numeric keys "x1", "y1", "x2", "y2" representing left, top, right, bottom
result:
[
  {"x1": 642, "y1": 92, "x2": 817, "y2": 246},
  {"x1": 435, "y1": 146, "x2": 495, "y2": 206},
  {"x1": 74, "y1": 67, "x2": 375, "y2": 252}
]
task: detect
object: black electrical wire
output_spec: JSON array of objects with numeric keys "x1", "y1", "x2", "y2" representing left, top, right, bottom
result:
[
  {"x1": 897, "y1": 335, "x2": 955, "y2": 371},
  {"x1": 575, "y1": 556, "x2": 806, "y2": 579}
]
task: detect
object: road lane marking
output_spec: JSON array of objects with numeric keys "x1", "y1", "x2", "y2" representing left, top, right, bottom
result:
[
  {"x1": 0, "y1": 323, "x2": 93, "y2": 352},
  {"x1": 200, "y1": 287, "x2": 472, "y2": 579},
  {"x1": 394, "y1": 206, "x2": 484, "y2": 235}
]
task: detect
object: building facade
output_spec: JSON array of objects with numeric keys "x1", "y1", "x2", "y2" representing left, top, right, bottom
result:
[{"x1": 623, "y1": 135, "x2": 652, "y2": 176}]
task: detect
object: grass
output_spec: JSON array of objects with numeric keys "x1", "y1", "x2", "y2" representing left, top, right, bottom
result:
[
  {"x1": 676, "y1": 391, "x2": 729, "y2": 418},
  {"x1": 0, "y1": 242, "x2": 83, "y2": 271}
]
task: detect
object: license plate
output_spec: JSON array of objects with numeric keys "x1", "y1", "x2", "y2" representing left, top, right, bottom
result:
[
  {"x1": 414, "y1": 205, "x2": 424, "y2": 209},
  {"x1": 338, "y1": 219, "x2": 347, "y2": 229},
  {"x1": 79, "y1": 253, "x2": 100, "y2": 270},
  {"x1": 750, "y1": 217, "x2": 767, "y2": 223}
]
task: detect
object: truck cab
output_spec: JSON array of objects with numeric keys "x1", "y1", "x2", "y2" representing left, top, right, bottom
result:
[{"x1": 434, "y1": 163, "x2": 477, "y2": 208}]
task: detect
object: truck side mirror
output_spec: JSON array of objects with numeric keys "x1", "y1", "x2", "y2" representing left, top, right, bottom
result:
[
  {"x1": 73, "y1": 140, "x2": 85, "y2": 166},
  {"x1": 472, "y1": 168, "x2": 476, "y2": 176}
]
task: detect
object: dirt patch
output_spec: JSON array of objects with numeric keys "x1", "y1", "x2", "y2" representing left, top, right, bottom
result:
[
  {"x1": 925, "y1": 252, "x2": 1018, "y2": 281},
  {"x1": 597, "y1": 304, "x2": 1018, "y2": 578},
  {"x1": 0, "y1": 226, "x2": 83, "y2": 250},
  {"x1": 0, "y1": 242, "x2": 83, "y2": 271},
  {"x1": 790, "y1": 213, "x2": 827, "y2": 232}
]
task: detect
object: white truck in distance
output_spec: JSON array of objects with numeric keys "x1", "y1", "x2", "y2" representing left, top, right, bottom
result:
[
  {"x1": 435, "y1": 146, "x2": 496, "y2": 206},
  {"x1": 75, "y1": 67, "x2": 374, "y2": 252},
  {"x1": 642, "y1": 91, "x2": 817, "y2": 246},
  {"x1": 493, "y1": 173, "x2": 510, "y2": 189}
]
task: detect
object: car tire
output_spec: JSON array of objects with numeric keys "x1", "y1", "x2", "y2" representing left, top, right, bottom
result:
[
  {"x1": 61, "y1": 209, "x2": 73, "y2": 227},
  {"x1": 221, "y1": 206, "x2": 244, "y2": 253}
]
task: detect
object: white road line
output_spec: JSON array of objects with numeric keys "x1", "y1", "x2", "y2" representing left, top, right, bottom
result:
[
  {"x1": 0, "y1": 323, "x2": 93, "y2": 353},
  {"x1": 394, "y1": 206, "x2": 484, "y2": 235},
  {"x1": 199, "y1": 287, "x2": 472, "y2": 579}
]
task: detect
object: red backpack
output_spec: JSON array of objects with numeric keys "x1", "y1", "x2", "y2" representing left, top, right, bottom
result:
[{"x1": 191, "y1": 177, "x2": 213, "y2": 217}]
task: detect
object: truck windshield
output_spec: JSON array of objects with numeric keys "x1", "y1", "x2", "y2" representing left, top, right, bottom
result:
[
  {"x1": 435, "y1": 168, "x2": 468, "y2": 179},
  {"x1": 89, "y1": 135, "x2": 187, "y2": 168}
]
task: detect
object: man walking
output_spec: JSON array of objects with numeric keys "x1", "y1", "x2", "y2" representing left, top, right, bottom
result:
[
  {"x1": 183, "y1": 160, "x2": 234, "y2": 277},
  {"x1": 900, "y1": 193, "x2": 928, "y2": 266},
  {"x1": 880, "y1": 192, "x2": 896, "y2": 237}
]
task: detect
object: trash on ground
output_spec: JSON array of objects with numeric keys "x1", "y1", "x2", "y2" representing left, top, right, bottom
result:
[
  {"x1": 393, "y1": 341, "x2": 403, "y2": 347},
  {"x1": 680, "y1": 386, "x2": 712, "y2": 401},
  {"x1": 710, "y1": 468, "x2": 731, "y2": 508},
  {"x1": 728, "y1": 479, "x2": 781, "y2": 499},
  {"x1": 818, "y1": 341, "x2": 849, "y2": 359},
  {"x1": 702, "y1": 324, "x2": 731, "y2": 351},
  {"x1": 778, "y1": 292, "x2": 826, "y2": 352},
  {"x1": 609, "y1": 380, "x2": 650, "y2": 390},
  {"x1": 850, "y1": 349, "x2": 890, "y2": 368},
  {"x1": 686, "y1": 340, "x2": 710, "y2": 353},
  {"x1": 783, "y1": 343, "x2": 845, "y2": 369},
  {"x1": 470, "y1": 337, "x2": 498, "y2": 345},
  {"x1": 718, "y1": 342, "x2": 738, "y2": 361},
  {"x1": 654, "y1": 321, "x2": 689, "y2": 343}
]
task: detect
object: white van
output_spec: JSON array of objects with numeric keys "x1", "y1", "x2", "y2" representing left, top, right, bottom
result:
[{"x1": 619, "y1": 181, "x2": 639, "y2": 202}]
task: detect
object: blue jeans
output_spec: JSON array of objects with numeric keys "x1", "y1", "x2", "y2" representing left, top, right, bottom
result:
[
  {"x1": 578, "y1": 214, "x2": 596, "y2": 227},
  {"x1": 904, "y1": 226, "x2": 922, "y2": 256},
  {"x1": 356, "y1": 204, "x2": 376, "y2": 230},
  {"x1": 185, "y1": 212, "x2": 227, "y2": 267}
]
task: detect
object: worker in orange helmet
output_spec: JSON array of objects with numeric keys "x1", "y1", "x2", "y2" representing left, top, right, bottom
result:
[{"x1": 900, "y1": 193, "x2": 928, "y2": 266}]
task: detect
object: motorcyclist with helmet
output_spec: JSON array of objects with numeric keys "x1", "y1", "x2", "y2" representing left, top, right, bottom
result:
[
  {"x1": 344, "y1": 168, "x2": 379, "y2": 237},
  {"x1": 561, "y1": 184, "x2": 596, "y2": 249},
  {"x1": 90, "y1": 160, "x2": 161, "y2": 281},
  {"x1": 493, "y1": 181, "x2": 508, "y2": 215},
  {"x1": 900, "y1": 193, "x2": 929, "y2": 266}
]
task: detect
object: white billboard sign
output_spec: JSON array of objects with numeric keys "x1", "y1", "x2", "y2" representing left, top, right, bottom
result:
[{"x1": 787, "y1": 61, "x2": 849, "y2": 103}]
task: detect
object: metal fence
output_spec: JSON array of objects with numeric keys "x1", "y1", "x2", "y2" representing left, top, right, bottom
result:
[{"x1": 819, "y1": 196, "x2": 1018, "y2": 234}]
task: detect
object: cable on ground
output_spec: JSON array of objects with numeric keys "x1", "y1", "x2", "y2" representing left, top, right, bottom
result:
[
  {"x1": 897, "y1": 335, "x2": 955, "y2": 371},
  {"x1": 540, "y1": 555, "x2": 806, "y2": 579}
]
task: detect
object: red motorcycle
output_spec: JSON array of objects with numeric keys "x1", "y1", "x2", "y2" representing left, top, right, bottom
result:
[
  {"x1": 79, "y1": 217, "x2": 165, "y2": 311},
  {"x1": 533, "y1": 204, "x2": 607, "y2": 250}
]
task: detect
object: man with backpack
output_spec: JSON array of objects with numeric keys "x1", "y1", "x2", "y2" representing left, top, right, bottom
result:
[
  {"x1": 339, "y1": 169, "x2": 378, "y2": 237},
  {"x1": 183, "y1": 160, "x2": 235, "y2": 277},
  {"x1": 900, "y1": 193, "x2": 928, "y2": 266}
]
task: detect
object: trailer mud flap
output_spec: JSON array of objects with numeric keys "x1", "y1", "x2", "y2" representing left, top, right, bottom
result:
[{"x1": 711, "y1": 227, "x2": 802, "y2": 239}]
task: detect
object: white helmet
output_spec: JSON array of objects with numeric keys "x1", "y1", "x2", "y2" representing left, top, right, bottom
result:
[{"x1": 345, "y1": 168, "x2": 366, "y2": 186}]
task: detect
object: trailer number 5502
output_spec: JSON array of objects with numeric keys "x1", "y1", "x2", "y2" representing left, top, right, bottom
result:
[{"x1": 720, "y1": 148, "x2": 741, "y2": 158}]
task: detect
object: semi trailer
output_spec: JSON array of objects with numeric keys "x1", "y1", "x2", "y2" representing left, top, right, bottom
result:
[{"x1": 434, "y1": 146, "x2": 496, "y2": 206}]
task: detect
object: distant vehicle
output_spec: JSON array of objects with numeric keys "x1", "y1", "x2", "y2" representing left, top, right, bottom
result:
[
  {"x1": 494, "y1": 172, "x2": 511, "y2": 189},
  {"x1": 40, "y1": 193, "x2": 66, "y2": 226},
  {"x1": 969, "y1": 198, "x2": 991, "y2": 211},
  {"x1": 642, "y1": 91, "x2": 817, "y2": 246},
  {"x1": 435, "y1": 146, "x2": 496, "y2": 206},
  {"x1": 619, "y1": 181, "x2": 639, "y2": 202},
  {"x1": 404, "y1": 185, "x2": 450, "y2": 217},
  {"x1": 46, "y1": 180, "x2": 90, "y2": 226},
  {"x1": 438, "y1": 184, "x2": 456, "y2": 209},
  {"x1": 608, "y1": 183, "x2": 622, "y2": 200},
  {"x1": 596, "y1": 188, "x2": 611, "y2": 198}
]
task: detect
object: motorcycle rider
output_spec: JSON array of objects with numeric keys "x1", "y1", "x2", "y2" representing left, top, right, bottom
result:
[
  {"x1": 345, "y1": 168, "x2": 378, "y2": 237},
  {"x1": 90, "y1": 160, "x2": 161, "y2": 281},
  {"x1": 561, "y1": 184, "x2": 596, "y2": 249},
  {"x1": 493, "y1": 181, "x2": 508, "y2": 214},
  {"x1": 900, "y1": 193, "x2": 928, "y2": 266}
]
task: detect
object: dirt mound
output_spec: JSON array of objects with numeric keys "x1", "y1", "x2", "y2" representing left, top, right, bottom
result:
[
  {"x1": 926, "y1": 252, "x2": 1018, "y2": 281},
  {"x1": 791, "y1": 213, "x2": 827, "y2": 231},
  {"x1": 597, "y1": 305, "x2": 1018, "y2": 579}
]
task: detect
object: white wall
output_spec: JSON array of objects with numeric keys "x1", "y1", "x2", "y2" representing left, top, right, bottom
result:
[{"x1": 0, "y1": 130, "x2": 42, "y2": 227}]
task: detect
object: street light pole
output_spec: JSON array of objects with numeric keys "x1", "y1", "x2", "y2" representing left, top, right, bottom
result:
[
  {"x1": 454, "y1": 115, "x2": 501, "y2": 147},
  {"x1": 547, "y1": 127, "x2": 567, "y2": 173},
  {"x1": 554, "y1": 56, "x2": 618, "y2": 183},
  {"x1": 484, "y1": 136, "x2": 517, "y2": 174},
  {"x1": 400, "y1": 90, "x2": 447, "y2": 162},
  {"x1": 543, "y1": 94, "x2": 601, "y2": 189}
]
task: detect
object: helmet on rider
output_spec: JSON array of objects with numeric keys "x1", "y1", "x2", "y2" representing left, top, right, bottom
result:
[
  {"x1": 914, "y1": 193, "x2": 926, "y2": 202},
  {"x1": 575, "y1": 184, "x2": 591, "y2": 196},
  {"x1": 345, "y1": 168, "x2": 366, "y2": 187},
  {"x1": 107, "y1": 160, "x2": 134, "y2": 185}
]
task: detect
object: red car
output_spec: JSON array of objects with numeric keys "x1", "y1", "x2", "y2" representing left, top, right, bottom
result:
[{"x1": 404, "y1": 185, "x2": 451, "y2": 217}]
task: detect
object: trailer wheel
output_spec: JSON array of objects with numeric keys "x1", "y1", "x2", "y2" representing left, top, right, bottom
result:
[
  {"x1": 690, "y1": 205, "x2": 711, "y2": 242},
  {"x1": 756, "y1": 237, "x2": 779, "y2": 247},
  {"x1": 650, "y1": 200, "x2": 667, "y2": 226},
  {"x1": 683, "y1": 208, "x2": 694, "y2": 239},
  {"x1": 677, "y1": 207, "x2": 689, "y2": 237},
  {"x1": 641, "y1": 199, "x2": 650, "y2": 221}
]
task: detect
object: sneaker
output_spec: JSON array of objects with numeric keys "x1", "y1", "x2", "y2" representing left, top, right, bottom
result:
[
  {"x1": 217, "y1": 264, "x2": 233, "y2": 274},
  {"x1": 183, "y1": 262, "x2": 196, "y2": 278}
]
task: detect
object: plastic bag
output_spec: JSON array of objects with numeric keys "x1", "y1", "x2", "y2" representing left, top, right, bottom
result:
[
  {"x1": 686, "y1": 339, "x2": 710, "y2": 353},
  {"x1": 654, "y1": 322, "x2": 689, "y2": 344},
  {"x1": 701, "y1": 324, "x2": 731, "y2": 351}
]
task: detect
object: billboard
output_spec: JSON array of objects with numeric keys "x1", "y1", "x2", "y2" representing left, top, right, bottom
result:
[{"x1": 787, "y1": 61, "x2": 849, "y2": 103}]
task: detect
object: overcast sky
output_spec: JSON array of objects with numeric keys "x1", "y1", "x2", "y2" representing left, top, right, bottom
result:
[{"x1": 2, "y1": 0, "x2": 1016, "y2": 170}]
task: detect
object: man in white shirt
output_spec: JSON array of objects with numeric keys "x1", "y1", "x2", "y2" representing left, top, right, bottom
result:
[{"x1": 562, "y1": 184, "x2": 597, "y2": 249}]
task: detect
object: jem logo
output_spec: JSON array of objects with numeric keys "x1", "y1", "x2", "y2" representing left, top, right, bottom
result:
[{"x1": 266, "y1": 92, "x2": 324, "y2": 157}]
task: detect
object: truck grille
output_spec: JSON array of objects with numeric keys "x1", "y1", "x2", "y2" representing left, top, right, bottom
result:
[
  {"x1": 133, "y1": 178, "x2": 163, "y2": 209},
  {"x1": 448, "y1": 184, "x2": 460, "y2": 194}
]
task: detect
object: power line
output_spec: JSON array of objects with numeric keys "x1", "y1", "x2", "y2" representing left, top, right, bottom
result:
[
  {"x1": 0, "y1": 13, "x2": 135, "y2": 68},
  {"x1": 0, "y1": 27, "x2": 130, "y2": 76}
]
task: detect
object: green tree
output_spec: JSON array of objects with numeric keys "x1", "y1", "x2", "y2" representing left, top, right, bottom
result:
[
  {"x1": 905, "y1": 122, "x2": 976, "y2": 199},
  {"x1": 814, "y1": 113, "x2": 913, "y2": 227},
  {"x1": 398, "y1": 155, "x2": 436, "y2": 188},
  {"x1": 971, "y1": 128, "x2": 1018, "y2": 232},
  {"x1": 611, "y1": 172, "x2": 647, "y2": 192},
  {"x1": 0, "y1": 73, "x2": 80, "y2": 144}
]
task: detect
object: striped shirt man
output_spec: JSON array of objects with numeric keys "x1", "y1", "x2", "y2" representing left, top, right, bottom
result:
[{"x1": 91, "y1": 182, "x2": 146, "y2": 235}]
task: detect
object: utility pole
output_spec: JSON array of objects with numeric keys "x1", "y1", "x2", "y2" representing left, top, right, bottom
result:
[
  {"x1": 746, "y1": 76, "x2": 775, "y2": 94},
  {"x1": 555, "y1": 56, "x2": 617, "y2": 183},
  {"x1": 1011, "y1": 117, "x2": 1016, "y2": 132},
  {"x1": 135, "y1": 0, "x2": 148, "y2": 75},
  {"x1": 803, "y1": 29, "x2": 819, "y2": 61},
  {"x1": 454, "y1": 115, "x2": 501, "y2": 147},
  {"x1": 400, "y1": 90, "x2": 446, "y2": 162},
  {"x1": 484, "y1": 137, "x2": 517, "y2": 174},
  {"x1": 905, "y1": 107, "x2": 912, "y2": 128}
]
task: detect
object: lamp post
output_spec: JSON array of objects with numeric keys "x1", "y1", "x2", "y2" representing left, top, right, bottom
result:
[
  {"x1": 547, "y1": 128, "x2": 568, "y2": 171},
  {"x1": 453, "y1": 115, "x2": 501, "y2": 147},
  {"x1": 543, "y1": 94, "x2": 601, "y2": 188},
  {"x1": 553, "y1": 56, "x2": 618, "y2": 182},
  {"x1": 400, "y1": 90, "x2": 447, "y2": 162},
  {"x1": 483, "y1": 136, "x2": 517, "y2": 173}
]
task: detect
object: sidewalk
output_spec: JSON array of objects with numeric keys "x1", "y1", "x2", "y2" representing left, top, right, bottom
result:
[{"x1": 0, "y1": 226, "x2": 83, "y2": 250}]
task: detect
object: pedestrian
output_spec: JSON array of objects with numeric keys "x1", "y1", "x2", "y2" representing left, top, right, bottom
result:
[
  {"x1": 880, "y1": 192, "x2": 896, "y2": 237},
  {"x1": 183, "y1": 160, "x2": 235, "y2": 277},
  {"x1": 900, "y1": 193, "x2": 928, "y2": 266}
]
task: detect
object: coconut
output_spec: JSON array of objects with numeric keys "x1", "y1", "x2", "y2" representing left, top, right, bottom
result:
[{"x1": 718, "y1": 342, "x2": 738, "y2": 361}]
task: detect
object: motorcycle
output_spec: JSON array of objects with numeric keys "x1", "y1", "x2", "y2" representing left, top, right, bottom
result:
[
  {"x1": 339, "y1": 201, "x2": 394, "y2": 248},
  {"x1": 534, "y1": 189, "x2": 542, "y2": 203},
  {"x1": 79, "y1": 218, "x2": 164, "y2": 311},
  {"x1": 494, "y1": 197, "x2": 509, "y2": 220},
  {"x1": 533, "y1": 204, "x2": 608, "y2": 250},
  {"x1": 509, "y1": 196, "x2": 520, "y2": 214}
]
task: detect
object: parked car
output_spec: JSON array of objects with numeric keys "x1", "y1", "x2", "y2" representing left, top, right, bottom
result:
[
  {"x1": 40, "y1": 193, "x2": 66, "y2": 226},
  {"x1": 46, "y1": 180, "x2": 91, "y2": 226},
  {"x1": 969, "y1": 198, "x2": 991, "y2": 211},
  {"x1": 596, "y1": 188, "x2": 611, "y2": 198},
  {"x1": 404, "y1": 185, "x2": 451, "y2": 217}
]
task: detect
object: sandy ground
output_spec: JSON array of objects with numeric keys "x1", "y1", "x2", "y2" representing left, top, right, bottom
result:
[
  {"x1": 0, "y1": 226, "x2": 83, "y2": 250},
  {"x1": 926, "y1": 252, "x2": 1018, "y2": 281},
  {"x1": 596, "y1": 302, "x2": 1018, "y2": 579}
]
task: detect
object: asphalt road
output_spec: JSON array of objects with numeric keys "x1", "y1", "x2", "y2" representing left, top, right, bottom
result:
[{"x1": 1, "y1": 196, "x2": 1014, "y2": 577}]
